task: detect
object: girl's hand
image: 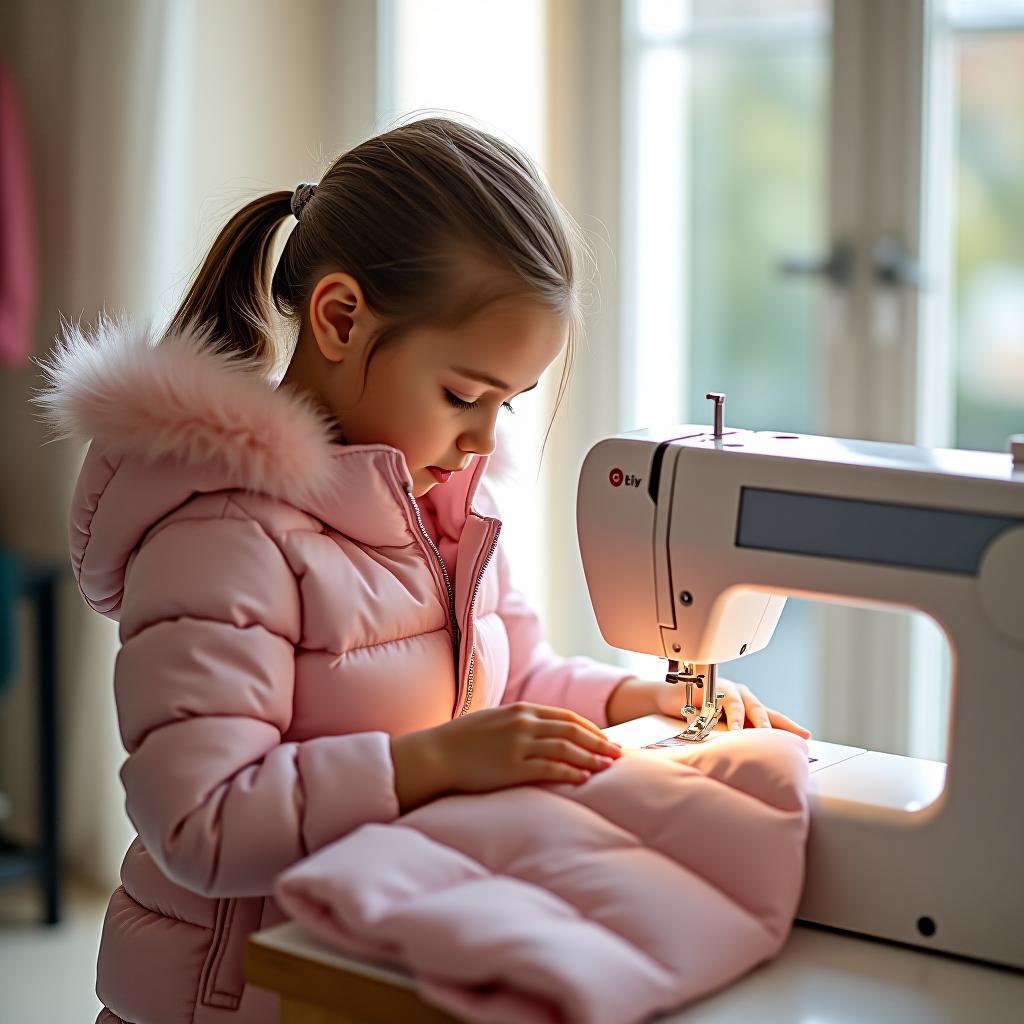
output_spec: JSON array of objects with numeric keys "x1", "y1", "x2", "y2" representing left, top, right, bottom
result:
[
  {"x1": 435, "y1": 702, "x2": 624, "y2": 791},
  {"x1": 390, "y1": 702, "x2": 623, "y2": 812},
  {"x1": 654, "y1": 677, "x2": 812, "y2": 738}
]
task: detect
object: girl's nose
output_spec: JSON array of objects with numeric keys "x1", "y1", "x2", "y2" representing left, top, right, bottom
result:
[{"x1": 458, "y1": 415, "x2": 497, "y2": 457}]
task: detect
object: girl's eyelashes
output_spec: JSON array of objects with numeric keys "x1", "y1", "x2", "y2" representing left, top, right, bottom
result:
[{"x1": 444, "y1": 389, "x2": 516, "y2": 414}]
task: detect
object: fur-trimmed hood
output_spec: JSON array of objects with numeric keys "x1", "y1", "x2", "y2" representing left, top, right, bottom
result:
[
  {"x1": 34, "y1": 312, "x2": 518, "y2": 506},
  {"x1": 32, "y1": 313, "x2": 519, "y2": 616},
  {"x1": 34, "y1": 313, "x2": 344, "y2": 507}
]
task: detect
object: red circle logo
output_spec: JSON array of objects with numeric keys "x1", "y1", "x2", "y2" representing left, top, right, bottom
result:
[{"x1": 609, "y1": 468, "x2": 624, "y2": 487}]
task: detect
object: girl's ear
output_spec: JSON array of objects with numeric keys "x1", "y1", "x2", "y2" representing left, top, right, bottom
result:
[{"x1": 308, "y1": 272, "x2": 374, "y2": 363}]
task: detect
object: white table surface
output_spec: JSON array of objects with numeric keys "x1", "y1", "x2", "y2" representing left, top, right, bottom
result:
[{"x1": 250, "y1": 918, "x2": 1024, "y2": 1023}]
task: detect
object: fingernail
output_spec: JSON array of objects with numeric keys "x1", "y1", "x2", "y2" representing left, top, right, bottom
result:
[
  {"x1": 597, "y1": 756, "x2": 613, "y2": 767},
  {"x1": 730, "y1": 721, "x2": 742, "y2": 730},
  {"x1": 761, "y1": 719, "x2": 771, "y2": 728}
]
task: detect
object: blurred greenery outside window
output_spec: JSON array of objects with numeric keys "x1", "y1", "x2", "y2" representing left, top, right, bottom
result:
[{"x1": 628, "y1": 0, "x2": 829, "y2": 436}]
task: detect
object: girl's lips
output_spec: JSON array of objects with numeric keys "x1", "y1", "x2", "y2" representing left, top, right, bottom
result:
[{"x1": 428, "y1": 466, "x2": 453, "y2": 484}]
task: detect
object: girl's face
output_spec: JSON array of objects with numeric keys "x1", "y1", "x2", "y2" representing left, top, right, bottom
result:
[{"x1": 292, "y1": 273, "x2": 568, "y2": 497}]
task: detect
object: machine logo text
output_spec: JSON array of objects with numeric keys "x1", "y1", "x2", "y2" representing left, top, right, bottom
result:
[{"x1": 609, "y1": 468, "x2": 642, "y2": 488}]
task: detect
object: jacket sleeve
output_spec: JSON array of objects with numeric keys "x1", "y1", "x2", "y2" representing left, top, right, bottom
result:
[
  {"x1": 112, "y1": 498, "x2": 400, "y2": 898},
  {"x1": 493, "y1": 542, "x2": 634, "y2": 729}
]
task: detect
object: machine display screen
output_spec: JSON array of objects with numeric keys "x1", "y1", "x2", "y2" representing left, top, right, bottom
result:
[{"x1": 735, "y1": 487, "x2": 1020, "y2": 575}]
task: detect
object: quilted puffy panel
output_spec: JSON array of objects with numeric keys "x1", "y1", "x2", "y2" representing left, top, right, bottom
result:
[{"x1": 275, "y1": 729, "x2": 811, "y2": 1024}]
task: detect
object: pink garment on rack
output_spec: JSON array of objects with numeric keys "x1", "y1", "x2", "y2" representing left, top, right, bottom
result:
[
  {"x1": 0, "y1": 61, "x2": 38, "y2": 367},
  {"x1": 275, "y1": 729, "x2": 811, "y2": 1024}
]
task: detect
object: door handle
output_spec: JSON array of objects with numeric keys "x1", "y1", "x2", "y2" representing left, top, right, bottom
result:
[
  {"x1": 872, "y1": 235, "x2": 925, "y2": 288},
  {"x1": 776, "y1": 240, "x2": 853, "y2": 287},
  {"x1": 777, "y1": 237, "x2": 925, "y2": 292}
]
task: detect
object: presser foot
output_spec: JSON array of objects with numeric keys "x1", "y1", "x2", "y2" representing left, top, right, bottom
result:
[
  {"x1": 649, "y1": 660, "x2": 725, "y2": 745},
  {"x1": 673, "y1": 703, "x2": 724, "y2": 742}
]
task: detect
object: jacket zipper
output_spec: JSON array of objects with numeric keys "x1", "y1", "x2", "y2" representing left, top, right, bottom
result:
[
  {"x1": 459, "y1": 522, "x2": 502, "y2": 717},
  {"x1": 403, "y1": 484, "x2": 461, "y2": 687}
]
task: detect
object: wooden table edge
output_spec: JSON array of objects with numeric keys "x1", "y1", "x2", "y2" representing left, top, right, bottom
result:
[{"x1": 244, "y1": 932, "x2": 463, "y2": 1024}]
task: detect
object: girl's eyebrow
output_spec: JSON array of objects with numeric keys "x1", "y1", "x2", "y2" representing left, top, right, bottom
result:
[{"x1": 451, "y1": 367, "x2": 539, "y2": 395}]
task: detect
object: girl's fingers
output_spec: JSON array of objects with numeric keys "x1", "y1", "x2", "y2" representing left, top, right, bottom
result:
[
  {"x1": 535, "y1": 720, "x2": 621, "y2": 758},
  {"x1": 740, "y1": 690, "x2": 771, "y2": 728},
  {"x1": 767, "y1": 707, "x2": 812, "y2": 738},
  {"x1": 523, "y1": 759, "x2": 592, "y2": 785},
  {"x1": 527, "y1": 738, "x2": 616, "y2": 772},
  {"x1": 530, "y1": 703, "x2": 606, "y2": 739},
  {"x1": 724, "y1": 697, "x2": 746, "y2": 730}
]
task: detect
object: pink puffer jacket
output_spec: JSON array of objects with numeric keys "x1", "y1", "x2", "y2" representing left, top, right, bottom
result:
[
  {"x1": 37, "y1": 315, "x2": 633, "y2": 1024},
  {"x1": 275, "y1": 730, "x2": 810, "y2": 1024}
]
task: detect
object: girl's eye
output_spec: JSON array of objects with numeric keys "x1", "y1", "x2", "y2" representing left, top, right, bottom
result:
[
  {"x1": 443, "y1": 390, "x2": 476, "y2": 410},
  {"x1": 444, "y1": 390, "x2": 516, "y2": 414}
]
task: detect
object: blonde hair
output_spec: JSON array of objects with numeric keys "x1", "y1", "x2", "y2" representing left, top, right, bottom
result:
[{"x1": 163, "y1": 115, "x2": 594, "y2": 456}]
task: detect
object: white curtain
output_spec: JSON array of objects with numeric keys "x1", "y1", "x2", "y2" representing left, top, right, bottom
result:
[{"x1": 0, "y1": 0, "x2": 379, "y2": 893}]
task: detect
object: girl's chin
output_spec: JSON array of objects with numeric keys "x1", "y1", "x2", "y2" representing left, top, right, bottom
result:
[{"x1": 410, "y1": 471, "x2": 435, "y2": 496}]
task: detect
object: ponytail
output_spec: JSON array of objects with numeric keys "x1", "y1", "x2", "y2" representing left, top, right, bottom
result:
[{"x1": 162, "y1": 191, "x2": 294, "y2": 370}]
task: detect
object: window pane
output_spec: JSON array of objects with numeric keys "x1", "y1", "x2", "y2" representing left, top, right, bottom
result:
[
  {"x1": 688, "y1": 41, "x2": 827, "y2": 433},
  {"x1": 947, "y1": 0, "x2": 1024, "y2": 26},
  {"x1": 691, "y1": 0, "x2": 826, "y2": 24},
  {"x1": 953, "y1": 31, "x2": 1024, "y2": 452},
  {"x1": 627, "y1": 10, "x2": 828, "y2": 433},
  {"x1": 638, "y1": 0, "x2": 827, "y2": 37}
]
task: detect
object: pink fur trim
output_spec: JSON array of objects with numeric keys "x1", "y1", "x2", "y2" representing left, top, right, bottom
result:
[
  {"x1": 33, "y1": 309, "x2": 523, "y2": 502},
  {"x1": 32, "y1": 311, "x2": 340, "y2": 506}
]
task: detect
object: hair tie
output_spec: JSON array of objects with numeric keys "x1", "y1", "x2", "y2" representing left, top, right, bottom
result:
[{"x1": 290, "y1": 182, "x2": 318, "y2": 221}]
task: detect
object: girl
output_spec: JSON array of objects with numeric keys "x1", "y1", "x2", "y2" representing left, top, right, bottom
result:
[{"x1": 38, "y1": 116, "x2": 810, "y2": 1024}]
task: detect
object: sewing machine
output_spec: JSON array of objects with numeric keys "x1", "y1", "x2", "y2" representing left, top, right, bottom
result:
[{"x1": 577, "y1": 394, "x2": 1024, "y2": 971}]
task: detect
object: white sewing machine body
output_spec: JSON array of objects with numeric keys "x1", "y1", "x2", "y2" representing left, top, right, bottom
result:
[{"x1": 577, "y1": 415, "x2": 1024, "y2": 970}]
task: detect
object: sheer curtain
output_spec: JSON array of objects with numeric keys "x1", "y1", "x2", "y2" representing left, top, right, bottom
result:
[{"x1": 0, "y1": 0, "x2": 379, "y2": 892}]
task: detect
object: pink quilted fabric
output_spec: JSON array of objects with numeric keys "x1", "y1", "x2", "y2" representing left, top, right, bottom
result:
[{"x1": 276, "y1": 729, "x2": 810, "y2": 1024}]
